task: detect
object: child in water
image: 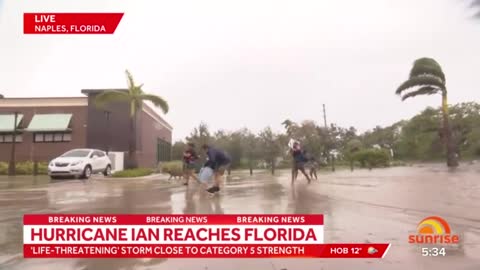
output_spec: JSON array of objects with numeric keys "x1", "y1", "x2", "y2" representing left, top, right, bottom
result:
[{"x1": 183, "y1": 143, "x2": 199, "y2": 186}]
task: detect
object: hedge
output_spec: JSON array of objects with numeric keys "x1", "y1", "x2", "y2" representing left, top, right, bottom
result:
[{"x1": 0, "y1": 161, "x2": 48, "y2": 175}]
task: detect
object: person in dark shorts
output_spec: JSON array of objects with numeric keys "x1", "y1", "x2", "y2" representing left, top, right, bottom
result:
[
  {"x1": 291, "y1": 142, "x2": 311, "y2": 184},
  {"x1": 202, "y1": 144, "x2": 231, "y2": 194},
  {"x1": 307, "y1": 155, "x2": 318, "y2": 180},
  {"x1": 183, "y1": 143, "x2": 199, "y2": 186}
]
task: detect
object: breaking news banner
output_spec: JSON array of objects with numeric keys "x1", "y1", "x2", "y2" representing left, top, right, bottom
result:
[
  {"x1": 23, "y1": 13, "x2": 124, "y2": 34},
  {"x1": 23, "y1": 214, "x2": 390, "y2": 258}
]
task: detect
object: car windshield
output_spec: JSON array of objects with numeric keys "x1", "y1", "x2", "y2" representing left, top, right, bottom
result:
[{"x1": 61, "y1": 150, "x2": 91, "y2": 158}]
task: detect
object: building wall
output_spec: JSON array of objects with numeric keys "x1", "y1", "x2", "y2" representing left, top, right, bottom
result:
[
  {"x1": 83, "y1": 93, "x2": 173, "y2": 168},
  {"x1": 136, "y1": 108, "x2": 172, "y2": 168},
  {"x1": 84, "y1": 93, "x2": 132, "y2": 153},
  {"x1": 0, "y1": 95, "x2": 173, "y2": 168},
  {"x1": 0, "y1": 105, "x2": 88, "y2": 162}
]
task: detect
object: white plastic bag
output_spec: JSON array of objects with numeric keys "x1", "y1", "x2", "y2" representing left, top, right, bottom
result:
[
  {"x1": 198, "y1": 167, "x2": 214, "y2": 184},
  {"x1": 288, "y1": 138, "x2": 299, "y2": 149}
]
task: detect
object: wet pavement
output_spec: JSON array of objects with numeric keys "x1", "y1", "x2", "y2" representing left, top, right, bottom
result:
[{"x1": 0, "y1": 164, "x2": 480, "y2": 270}]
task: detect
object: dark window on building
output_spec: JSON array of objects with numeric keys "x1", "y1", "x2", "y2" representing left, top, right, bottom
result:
[
  {"x1": 0, "y1": 134, "x2": 22, "y2": 143},
  {"x1": 34, "y1": 133, "x2": 72, "y2": 143},
  {"x1": 44, "y1": 133, "x2": 53, "y2": 142},
  {"x1": 54, "y1": 133, "x2": 63, "y2": 142},
  {"x1": 157, "y1": 138, "x2": 171, "y2": 162},
  {"x1": 63, "y1": 133, "x2": 72, "y2": 142}
]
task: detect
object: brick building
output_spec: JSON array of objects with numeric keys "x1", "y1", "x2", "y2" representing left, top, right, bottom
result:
[{"x1": 0, "y1": 90, "x2": 172, "y2": 168}]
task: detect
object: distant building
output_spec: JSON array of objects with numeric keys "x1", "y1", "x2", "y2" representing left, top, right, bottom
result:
[{"x1": 0, "y1": 89, "x2": 172, "y2": 168}]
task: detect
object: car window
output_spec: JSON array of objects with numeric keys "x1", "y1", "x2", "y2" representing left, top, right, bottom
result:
[
  {"x1": 92, "y1": 151, "x2": 105, "y2": 157},
  {"x1": 62, "y1": 150, "x2": 91, "y2": 158}
]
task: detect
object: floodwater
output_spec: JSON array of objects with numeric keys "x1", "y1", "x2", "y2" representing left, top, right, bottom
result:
[{"x1": 0, "y1": 164, "x2": 479, "y2": 270}]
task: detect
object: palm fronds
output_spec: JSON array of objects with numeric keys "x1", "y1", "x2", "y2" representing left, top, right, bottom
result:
[
  {"x1": 140, "y1": 94, "x2": 169, "y2": 113},
  {"x1": 401, "y1": 86, "x2": 440, "y2": 101},
  {"x1": 396, "y1": 76, "x2": 445, "y2": 95},
  {"x1": 395, "y1": 57, "x2": 447, "y2": 100},
  {"x1": 94, "y1": 90, "x2": 131, "y2": 108}
]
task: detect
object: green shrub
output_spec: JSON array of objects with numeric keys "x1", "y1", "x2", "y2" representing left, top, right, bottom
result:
[
  {"x1": 0, "y1": 162, "x2": 7, "y2": 175},
  {"x1": 0, "y1": 161, "x2": 48, "y2": 175},
  {"x1": 353, "y1": 149, "x2": 391, "y2": 168},
  {"x1": 37, "y1": 162, "x2": 49, "y2": 175},
  {"x1": 112, "y1": 168, "x2": 153, "y2": 178},
  {"x1": 160, "y1": 161, "x2": 184, "y2": 175},
  {"x1": 16, "y1": 161, "x2": 34, "y2": 175}
]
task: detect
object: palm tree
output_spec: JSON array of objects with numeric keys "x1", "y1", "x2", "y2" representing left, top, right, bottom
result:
[
  {"x1": 95, "y1": 70, "x2": 169, "y2": 168},
  {"x1": 396, "y1": 58, "x2": 458, "y2": 167}
]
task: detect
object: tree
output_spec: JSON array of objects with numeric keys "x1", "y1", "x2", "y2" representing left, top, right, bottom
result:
[
  {"x1": 185, "y1": 122, "x2": 211, "y2": 165},
  {"x1": 282, "y1": 119, "x2": 298, "y2": 136},
  {"x1": 396, "y1": 58, "x2": 458, "y2": 167},
  {"x1": 345, "y1": 139, "x2": 362, "y2": 171},
  {"x1": 240, "y1": 129, "x2": 259, "y2": 175},
  {"x1": 447, "y1": 102, "x2": 480, "y2": 158},
  {"x1": 258, "y1": 127, "x2": 281, "y2": 175},
  {"x1": 171, "y1": 141, "x2": 186, "y2": 160},
  {"x1": 95, "y1": 70, "x2": 169, "y2": 168}
]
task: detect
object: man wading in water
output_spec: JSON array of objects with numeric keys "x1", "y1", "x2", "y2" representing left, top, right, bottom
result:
[
  {"x1": 202, "y1": 144, "x2": 231, "y2": 194},
  {"x1": 291, "y1": 142, "x2": 311, "y2": 184}
]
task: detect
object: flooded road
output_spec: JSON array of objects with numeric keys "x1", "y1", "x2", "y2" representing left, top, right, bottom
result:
[{"x1": 0, "y1": 164, "x2": 479, "y2": 270}]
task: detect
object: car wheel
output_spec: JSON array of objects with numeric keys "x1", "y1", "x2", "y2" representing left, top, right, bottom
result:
[
  {"x1": 103, "y1": 165, "x2": 112, "y2": 176},
  {"x1": 81, "y1": 165, "x2": 92, "y2": 179}
]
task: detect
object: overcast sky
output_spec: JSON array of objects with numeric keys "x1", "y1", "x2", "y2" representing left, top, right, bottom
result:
[{"x1": 1, "y1": 0, "x2": 479, "y2": 141}]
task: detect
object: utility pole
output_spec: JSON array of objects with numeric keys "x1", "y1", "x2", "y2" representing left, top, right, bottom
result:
[
  {"x1": 8, "y1": 112, "x2": 18, "y2": 176},
  {"x1": 323, "y1": 104, "x2": 335, "y2": 172},
  {"x1": 323, "y1": 104, "x2": 327, "y2": 129}
]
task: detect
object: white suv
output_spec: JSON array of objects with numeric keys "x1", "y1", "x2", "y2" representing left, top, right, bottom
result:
[{"x1": 48, "y1": 149, "x2": 112, "y2": 180}]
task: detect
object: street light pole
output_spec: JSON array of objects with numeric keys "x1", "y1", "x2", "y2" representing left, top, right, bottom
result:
[{"x1": 8, "y1": 112, "x2": 18, "y2": 176}]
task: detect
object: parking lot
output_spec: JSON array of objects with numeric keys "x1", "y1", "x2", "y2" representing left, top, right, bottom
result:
[{"x1": 1, "y1": 164, "x2": 479, "y2": 270}]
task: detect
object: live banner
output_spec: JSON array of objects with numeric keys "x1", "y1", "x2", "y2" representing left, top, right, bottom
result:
[
  {"x1": 24, "y1": 13, "x2": 124, "y2": 34},
  {"x1": 23, "y1": 214, "x2": 390, "y2": 258}
]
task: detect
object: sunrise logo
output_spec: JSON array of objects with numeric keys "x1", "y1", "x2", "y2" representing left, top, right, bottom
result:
[{"x1": 408, "y1": 216, "x2": 460, "y2": 244}]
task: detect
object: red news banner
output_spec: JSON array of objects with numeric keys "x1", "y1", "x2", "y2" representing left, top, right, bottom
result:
[
  {"x1": 24, "y1": 13, "x2": 123, "y2": 34},
  {"x1": 23, "y1": 214, "x2": 390, "y2": 258}
]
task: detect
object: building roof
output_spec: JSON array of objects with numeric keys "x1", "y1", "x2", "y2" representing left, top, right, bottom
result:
[
  {"x1": 81, "y1": 89, "x2": 128, "y2": 95},
  {"x1": 0, "y1": 90, "x2": 173, "y2": 131},
  {"x1": 0, "y1": 97, "x2": 87, "y2": 107},
  {"x1": 0, "y1": 114, "x2": 24, "y2": 132},
  {"x1": 26, "y1": 114, "x2": 73, "y2": 132}
]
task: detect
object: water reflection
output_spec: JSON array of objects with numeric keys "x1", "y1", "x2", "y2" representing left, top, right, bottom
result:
[
  {"x1": 0, "y1": 165, "x2": 479, "y2": 270},
  {"x1": 75, "y1": 257, "x2": 167, "y2": 270},
  {"x1": 182, "y1": 183, "x2": 225, "y2": 215}
]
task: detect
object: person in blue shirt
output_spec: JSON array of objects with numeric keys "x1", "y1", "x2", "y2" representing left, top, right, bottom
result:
[
  {"x1": 291, "y1": 142, "x2": 311, "y2": 184},
  {"x1": 202, "y1": 144, "x2": 231, "y2": 194}
]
